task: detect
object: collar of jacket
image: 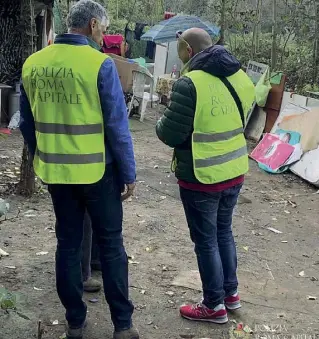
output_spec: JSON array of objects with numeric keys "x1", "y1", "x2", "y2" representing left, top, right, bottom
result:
[
  {"x1": 181, "y1": 60, "x2": 191, "y2": 76},
  {"x1": 55, "y1": 33, "x2": 88, "y2": 46},
  {"x1": 87, "y1": 37, "x2": 102, "y2": 50},
  {"x1": 54, "y1": 33, "x2": 101, "y2": 51}
]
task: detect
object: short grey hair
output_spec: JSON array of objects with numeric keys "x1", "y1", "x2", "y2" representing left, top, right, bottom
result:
[{"x1": 67, "y1": 0, "x2": 107, "y2": 29}]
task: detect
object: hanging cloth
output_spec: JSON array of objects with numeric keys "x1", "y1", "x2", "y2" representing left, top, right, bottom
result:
[
  {"x1": 102, "y1": 35, "x2": 124, "y2": 55},
  {"x1": 125, "y1": 24, "x2": 135, "y2": 43},
  {"x1": 134, "y1": 23, "x2": 147, "y2": 40},
  {"x1": 145, "y1": 41, "x2": 156, "y2": 59},
  {"x1": 164, "y1": 12, "x2": 176, "y2": 20}
]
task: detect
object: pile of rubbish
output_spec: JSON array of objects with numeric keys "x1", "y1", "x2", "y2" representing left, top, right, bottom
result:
[{"x1": 250, "y1": 105, "x2": 319, "y2": 186}]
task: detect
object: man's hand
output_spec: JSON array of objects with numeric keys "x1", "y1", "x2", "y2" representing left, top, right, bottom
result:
[{"x1": 121, "y1": 183, "x2": 136, "y2": 201}]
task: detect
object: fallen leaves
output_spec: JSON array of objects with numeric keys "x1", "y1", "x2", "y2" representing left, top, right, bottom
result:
[
  {"x1": 165, "y1": 291, "x2": 174, "y2": 296},
  {"x1": 307, "y1": 295, "x2": 317, "y2": 300},
  {"x1": 145, "y1": 245, "x2": 157, "y2": 253},
  {"x1": 267, "y1": 227, "x2": 283, "y2": 234},
  {"x1": 36, "y1": 251, "x2": 49, "y2": 256},
  {"x1": 0, "y1": 248, "x2": 9, "y2": 257},
  {"x1": 33, "y1": 287, "x2": 43, "y2": 291},
  {"x1": 128, "y1": 255, "x2": 139, "y2": 265}
]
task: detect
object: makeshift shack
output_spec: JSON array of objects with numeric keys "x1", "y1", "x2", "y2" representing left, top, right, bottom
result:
[
  {"x1": 0, "y1": 0, "x2": 54, "y2": 124},
  {"x1": 141, "y1": 15, "x2": 220, "y2": 84}
]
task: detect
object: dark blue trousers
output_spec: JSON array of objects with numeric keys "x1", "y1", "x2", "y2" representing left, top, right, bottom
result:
[
  {"x1": 180, "y1": 184, "x2": 242, "y2": 309},
  {"x1": 49, "y1": 164, "x2": 133, "y2": 331}
]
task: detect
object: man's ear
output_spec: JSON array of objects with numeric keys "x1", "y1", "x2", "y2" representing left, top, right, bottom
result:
[
  {"x1": 187, "y1": 45, "x2": 193, "y2": 58},
  {"x1": 90, "y1": 18, "x2": 97, "y2": 30}
]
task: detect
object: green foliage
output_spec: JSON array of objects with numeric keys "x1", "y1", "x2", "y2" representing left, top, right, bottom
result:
[
  {"x1": 227, "y1": 31, "x2": 316, "y2": 91},
  {"x1": 54, "y1": 0, "x2": 319, "y2": 93}
]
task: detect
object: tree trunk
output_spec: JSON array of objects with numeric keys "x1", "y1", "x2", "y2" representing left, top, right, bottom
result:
[
  {"x1": 255, "y1": 0, "x2": 262, "y2": 55},
  {"x1": 313, "y1": 1, "x2": 319, "y2": 84},
  {"x1": 16, "y1": 142, "x2": 35, "y2": 197},
  {"x1": 219, "y1": 0, "x2": 226, "y2": 45},
  {"x1": 17, "y1": 0, "x2": 37, "y2": 197},
  {"x1": 271, "y1": 0, "x2": 277, "y2": 71}
]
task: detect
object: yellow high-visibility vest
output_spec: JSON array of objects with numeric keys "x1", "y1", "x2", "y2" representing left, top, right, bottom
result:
[
  {"x1": 22, "y1": 43, "x2": 109, "y2": 184},
  {"x1": 185, "y1": 69, "x2": 255, "y2": 184}
]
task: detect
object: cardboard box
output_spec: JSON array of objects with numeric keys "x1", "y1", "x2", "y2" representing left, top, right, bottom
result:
[{"x1": 108, "y1": 54, "x2": 138, "y2": 93}]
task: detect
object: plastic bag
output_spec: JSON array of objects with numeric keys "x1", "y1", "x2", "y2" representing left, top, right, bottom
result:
[
  {"x1": 8, "y1": 110, "x2": 20, "y2": 130},
  {"x1": 255, "y1": 67, "x2": 272, "y2": 107}
]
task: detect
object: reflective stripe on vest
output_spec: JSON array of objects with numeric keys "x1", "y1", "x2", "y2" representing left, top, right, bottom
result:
[
  {"x1": 185, "y1": 69, "x2": 255, "y2": 184},
  {"x1": 22, "y1": 44, "x2": 109, "y2": 184},
  {"x1": 193, "y1": 127, "x2": 244, "y2": 143},
  {"x1": 37, "y1": 150, "x2": 104, "y2": 164},
  {"x1": 194, "y1": 145, "x2": 247, "y2": 168},
  {"x1": 35, "y1": 122, "x2": 103, "y2": 135}
]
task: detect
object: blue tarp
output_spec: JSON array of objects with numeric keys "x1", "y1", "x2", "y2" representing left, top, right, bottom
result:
[{"x1": 141, "y1": 15, "x2": 220, "y2": 44}]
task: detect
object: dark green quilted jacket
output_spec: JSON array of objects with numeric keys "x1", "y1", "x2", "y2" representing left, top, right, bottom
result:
[{"x1": 156, "y1": 45, "x2": 242, "y2": 183}]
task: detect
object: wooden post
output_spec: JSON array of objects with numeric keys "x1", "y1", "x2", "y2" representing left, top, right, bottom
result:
[{"x1": 271, "y1": 0, "x2": 277, "y2": 71}]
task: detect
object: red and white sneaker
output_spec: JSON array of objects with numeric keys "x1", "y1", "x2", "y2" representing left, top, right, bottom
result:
[
  {"x1": 225, "y1": 292, "x2": 241, "y2": 310},
  {"x1": 180, "y1": 303, "x2": 228, "y2": 324}
]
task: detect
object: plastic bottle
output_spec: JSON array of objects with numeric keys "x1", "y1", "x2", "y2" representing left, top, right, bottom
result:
[{"x1": 171, "y1": 64, "x2": 177, "y2": 79}]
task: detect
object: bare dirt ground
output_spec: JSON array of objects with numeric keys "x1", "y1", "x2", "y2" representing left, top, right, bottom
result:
[{"x1": 1, "y1": 113, "x2": 319, "y2": 339}]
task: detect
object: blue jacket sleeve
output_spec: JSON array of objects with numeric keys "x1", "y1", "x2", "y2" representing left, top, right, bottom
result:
[
  {"x1": 98, "y1": 58, "x2": 136, "y2": 184},
  {"x1": 19, "y1": 84, "x2": 36, "y2": 157}
]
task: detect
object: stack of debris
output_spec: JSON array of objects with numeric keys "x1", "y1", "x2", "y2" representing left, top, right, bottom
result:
[
  {"x1": 243, "y1": 59, "x2": 319, "y2": 187},
  {"x1": 250, "y1": 105, "x2": 319, "y2": 186}
]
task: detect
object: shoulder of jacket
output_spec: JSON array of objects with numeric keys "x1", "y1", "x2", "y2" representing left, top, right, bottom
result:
[
  {"x1": 169, "y1": 77, "x2": 196, "y2": 110},
  {"x1": 174, "y1": 76, "x2": 196, "y2": 92}
]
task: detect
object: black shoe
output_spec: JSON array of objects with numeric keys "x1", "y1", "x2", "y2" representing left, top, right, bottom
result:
[
  {"x1": 66, "y1": 320, "x2": 87, "y2": 339},
  {"x1": 113, "y1": 327, "x2": 139, "y2": 339}
]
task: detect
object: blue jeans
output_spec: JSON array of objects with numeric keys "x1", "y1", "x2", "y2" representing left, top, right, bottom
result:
[
  {"x1": 81, "y1": 212, "x2": 92, "y2": 281},
  {"x1": 49, "y1": 164, "x2": 133, "y2": 331},
  {"x1": 180, "y1": 184, "x2": 242, "y2": 309},
  {"x1": 56, "y1": 211, "x2": 97, "y2": 281}
]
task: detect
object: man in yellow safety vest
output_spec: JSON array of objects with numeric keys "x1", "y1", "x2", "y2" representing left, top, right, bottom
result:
[
  {"x1": 156, "y1": 28, "x2": 255, "y2": 324},
  {"x1": 20, "y1": 1, "x2": 139, "y2": 338}
]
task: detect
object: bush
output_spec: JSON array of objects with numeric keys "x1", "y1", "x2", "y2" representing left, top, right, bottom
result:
[{"x1": 226, "y1": 32, "x2": 317, "y2": 93}]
